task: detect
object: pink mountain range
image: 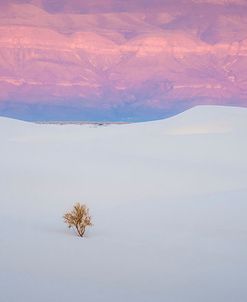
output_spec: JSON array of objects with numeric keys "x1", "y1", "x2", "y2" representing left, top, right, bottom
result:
[{"x1": 0, "y1": 0, "x2": 247, "y2": 121}]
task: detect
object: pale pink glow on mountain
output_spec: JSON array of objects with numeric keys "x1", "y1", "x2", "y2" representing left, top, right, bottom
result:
[{"x1": 0, "y1": 0, "x2": 247, "y2": 120}]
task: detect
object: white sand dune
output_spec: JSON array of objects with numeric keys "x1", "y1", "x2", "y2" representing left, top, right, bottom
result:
[{"x1": 0, "y1": 105, "x2": 247, "y2": 302}]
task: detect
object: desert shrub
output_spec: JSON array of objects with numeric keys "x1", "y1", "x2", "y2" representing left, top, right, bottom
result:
[{"x1": 64, "y1": 203, "x2": 92, "y2": 237}]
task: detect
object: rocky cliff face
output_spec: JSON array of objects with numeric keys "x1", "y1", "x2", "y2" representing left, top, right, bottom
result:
[{"x1": 0, "y1": 0, "x2": 247, "y2": 120}]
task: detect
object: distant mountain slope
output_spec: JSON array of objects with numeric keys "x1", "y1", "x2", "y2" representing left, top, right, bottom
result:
[{"x1": 0, "y1": 0, "x2": 247, "y2": 121}]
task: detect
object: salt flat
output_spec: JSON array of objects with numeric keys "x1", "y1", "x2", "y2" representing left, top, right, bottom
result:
[{"x1": 0, "y1": 105, "x2": 247, "y2": 302}]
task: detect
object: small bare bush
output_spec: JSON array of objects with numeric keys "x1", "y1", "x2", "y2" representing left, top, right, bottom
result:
[{"x1": 63, "y1": 203, "x2": 92, "y2": 237}]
